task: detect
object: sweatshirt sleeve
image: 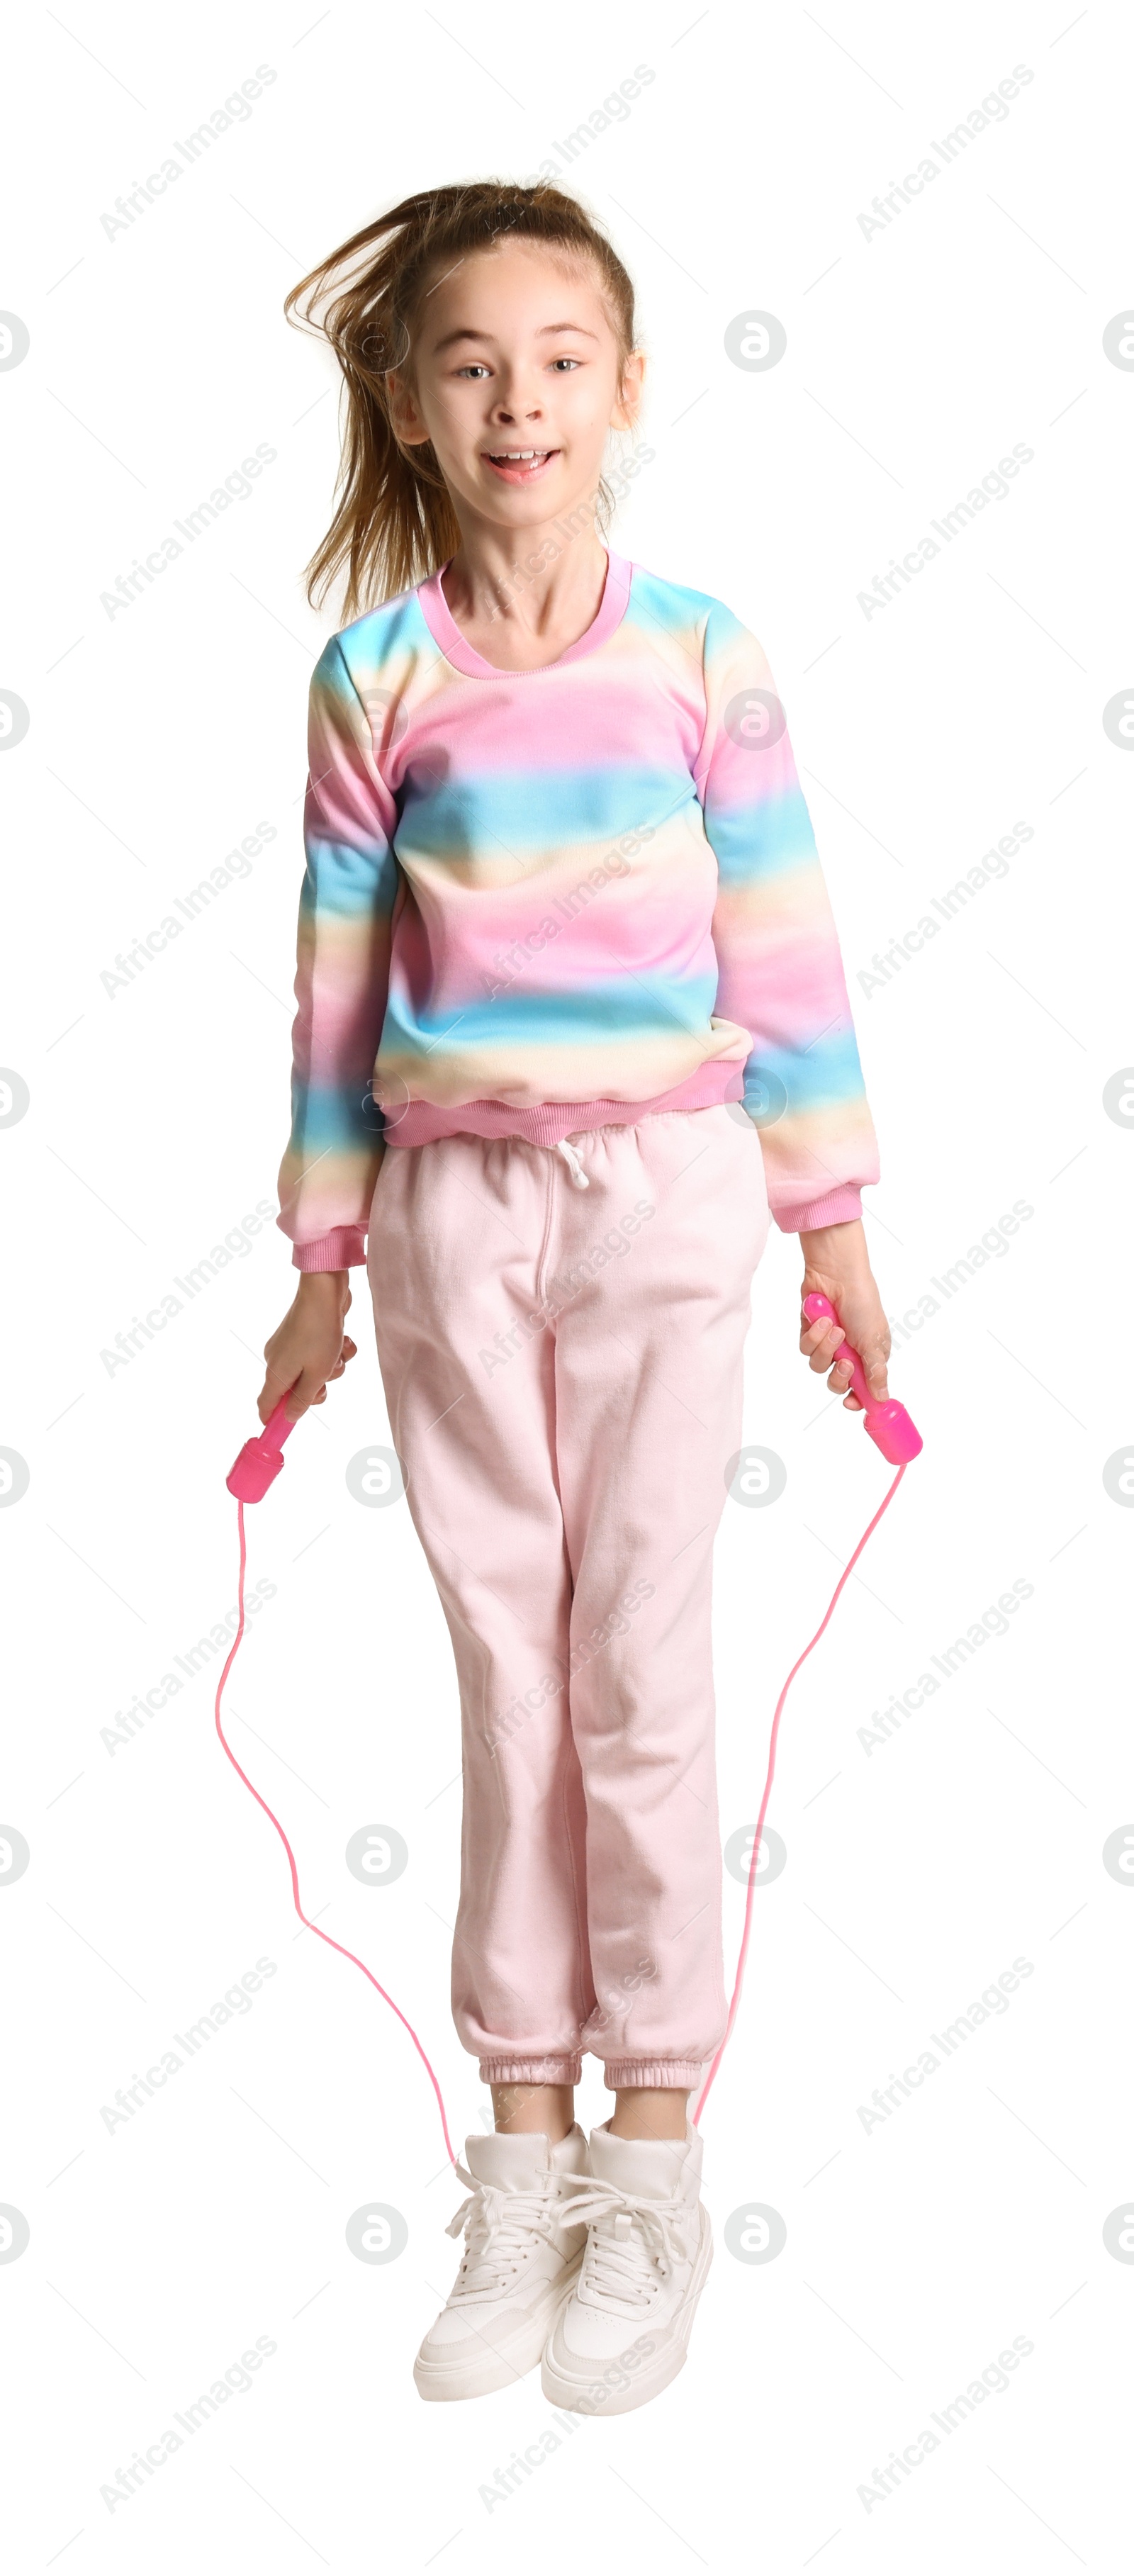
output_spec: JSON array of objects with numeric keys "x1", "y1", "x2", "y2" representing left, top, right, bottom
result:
[
  {"x1": 696, "y1": 600, "x2": 880, "y2": 1233},
  {"x1": 276, "y1": 635, "x2": 400, "y2": 1271}
]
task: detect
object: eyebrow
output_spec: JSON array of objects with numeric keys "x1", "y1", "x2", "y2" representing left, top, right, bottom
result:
[{"x1": 431, "y1": 321, "x2": 601, "y2": 353}]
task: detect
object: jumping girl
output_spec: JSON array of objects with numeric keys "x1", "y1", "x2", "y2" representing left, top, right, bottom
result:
[{"x1": 257, "y1": 180, "x2": 889, "y2": 2414}]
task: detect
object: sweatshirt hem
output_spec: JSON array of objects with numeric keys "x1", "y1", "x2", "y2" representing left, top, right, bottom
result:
[{"x1": 383, "y1": 1061, "x2": 745, "y2": 1151}]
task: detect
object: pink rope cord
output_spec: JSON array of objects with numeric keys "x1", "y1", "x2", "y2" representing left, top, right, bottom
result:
[
  {"x1": 215, "y1": 1469, "x2": 907, "y2": 2161},
  {"x1": 693, "y1": 1461, "x2": 908, "y2": 2124},
  {"x1": 213, "y1": 1499, "x2": 457, "y2": 2169}
]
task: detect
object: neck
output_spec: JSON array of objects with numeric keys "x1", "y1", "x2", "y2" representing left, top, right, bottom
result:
[{"x1": 441, "y1": 509, "x2": 610, "y2": 646}]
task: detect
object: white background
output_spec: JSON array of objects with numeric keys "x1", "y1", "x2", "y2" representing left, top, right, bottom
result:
[{"x1": 2, "y1": 3, "x2": 1130, "y2": 2567}]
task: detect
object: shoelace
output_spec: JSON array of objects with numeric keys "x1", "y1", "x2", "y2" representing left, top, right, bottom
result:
[
  {"x1": 560, "y1": 2175, "x2": 695, "y2": 2307},
  {"x1": 444, "y1": 2161, "x2": 583, "y2": 2299},
  {"x1": 555, "y1": 1138, "x2": 590, "y2": 1189}
]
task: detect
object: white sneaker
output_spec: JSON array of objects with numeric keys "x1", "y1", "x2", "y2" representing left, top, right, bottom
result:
[
  {"x1": 541, "y1": 2119, "x2": 712, "y2": 2414},
  {"x1": 414, "y1": 2124, "x2": 590, "y2": 2401}
]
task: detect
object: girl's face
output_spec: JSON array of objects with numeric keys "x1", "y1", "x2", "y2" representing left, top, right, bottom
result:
[{"x1": 387, "y1": 240, "x2": 643, "y2": 531}]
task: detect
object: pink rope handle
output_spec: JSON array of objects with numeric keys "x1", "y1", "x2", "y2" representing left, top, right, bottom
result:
[
  {"x1": 693, "y1": 1462, "x2": 908, "y2": 2125},
  {"x1": 213, "y1": 1499, "x2": 458, "y2": 2168}
]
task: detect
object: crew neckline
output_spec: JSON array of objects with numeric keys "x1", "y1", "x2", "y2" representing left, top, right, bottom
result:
[{"x1": 417, "y1": 547, "x2": 632, "y2": 678}]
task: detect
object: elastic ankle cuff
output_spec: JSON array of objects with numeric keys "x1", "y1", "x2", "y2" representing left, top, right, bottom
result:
[
  {"x1": 602, "y1": 2060, "x2": 704, "y2": 2090},
  {"x1": 478, "y1": 2056, "x2": 583, "y2": 2085}
]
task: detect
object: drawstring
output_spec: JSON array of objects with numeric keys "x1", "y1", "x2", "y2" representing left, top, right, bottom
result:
[{"x1": 555, "y1": 1138, "x2": 590, "y2": 1190}]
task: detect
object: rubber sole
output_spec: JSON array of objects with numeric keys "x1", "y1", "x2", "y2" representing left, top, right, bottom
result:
[
  {"x1": 540, "y1": 2210, "x2": 714, "y2": 2415},
  {"x1": 414, "y1": 2253, "x2": 583, "y2": 2402}
]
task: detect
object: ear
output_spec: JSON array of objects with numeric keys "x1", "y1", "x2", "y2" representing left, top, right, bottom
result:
[
  {"x1": 612, "y1": 347, "x2": 646, "y2": 434},
  {"x1": 385, "y1": 368, "x2": 431, "y2": 448}
]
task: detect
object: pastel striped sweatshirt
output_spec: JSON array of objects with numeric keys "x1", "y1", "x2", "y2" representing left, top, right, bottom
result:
[{"x1": 277, "y1": 548, "x2": 880, "y2": 1270}]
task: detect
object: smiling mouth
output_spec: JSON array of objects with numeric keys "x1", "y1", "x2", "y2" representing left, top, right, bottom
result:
[{"x1": 482, "y1": 447, "x2": 560, "y2": 477}]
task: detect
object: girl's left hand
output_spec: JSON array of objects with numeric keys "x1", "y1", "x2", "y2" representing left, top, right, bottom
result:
[{"x1": 797, "y1": 1218, "x2": 890, "y2": 1411}]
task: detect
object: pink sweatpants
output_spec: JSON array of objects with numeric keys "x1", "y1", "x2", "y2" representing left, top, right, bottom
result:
[{"x1": 366, "y1": 1106, "x2": 770, "y2": 2090}]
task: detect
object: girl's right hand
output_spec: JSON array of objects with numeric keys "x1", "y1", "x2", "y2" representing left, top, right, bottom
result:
[{"x1": 258, "y1": 1270, "x2": 357, "y2": 1426}]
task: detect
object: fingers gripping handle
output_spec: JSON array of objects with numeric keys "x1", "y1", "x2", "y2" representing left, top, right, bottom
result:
[
  {"x1": 226, "y1": 1393, "x2": 301, "y2": 1502},
  {"x1": 802, "y1": 1292, "x2": 924, "y2": 1465}
]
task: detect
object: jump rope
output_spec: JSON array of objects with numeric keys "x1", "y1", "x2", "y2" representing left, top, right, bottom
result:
[{"x1": 215, "y1": 1289, "x2": 922, "y2": 2169}]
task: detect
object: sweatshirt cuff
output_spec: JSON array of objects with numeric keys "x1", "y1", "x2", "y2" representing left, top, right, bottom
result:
[
  {"x1": 292, "y1": 1226, "x2": 368, "y2": 1272},
  {"x1": 773, "y1": 1185, "x2": 864, "y2": 1234}
]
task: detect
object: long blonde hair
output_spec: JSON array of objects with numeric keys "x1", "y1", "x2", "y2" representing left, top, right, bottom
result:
[{"x1": 284, "y1": 179, "x2": 639, "y2": 620}]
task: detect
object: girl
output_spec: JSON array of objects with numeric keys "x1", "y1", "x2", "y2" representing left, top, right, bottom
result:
[{"x1": 258, "y1": 180, "x2": 889, "y2": 2414}]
